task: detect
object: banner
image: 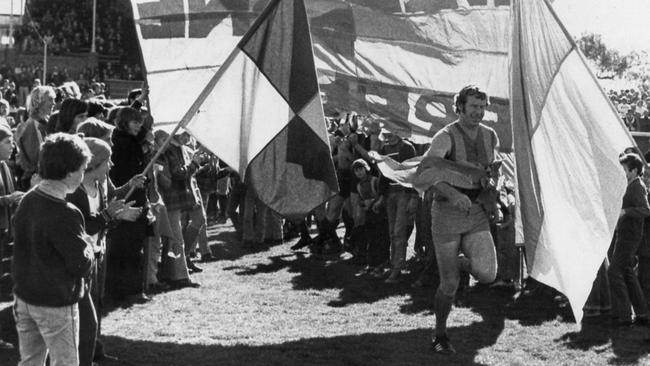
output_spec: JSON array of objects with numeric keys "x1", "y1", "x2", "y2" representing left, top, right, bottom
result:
[{"x1": 131, "y1": 0, "x2": 512, "y2": 147}]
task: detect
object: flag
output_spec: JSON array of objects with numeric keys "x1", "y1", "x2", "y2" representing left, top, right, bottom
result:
[
  {"x1": 179, "y1": 0, "x2": 338, "y2": 219},
  {"x1": 511, "y1": 0, "x2": 636, "y2": 324}
]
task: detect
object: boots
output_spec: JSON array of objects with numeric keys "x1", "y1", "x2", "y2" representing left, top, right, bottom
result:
[{"x1": 290, "y1": 221, "x2": 312, "y2": 250}]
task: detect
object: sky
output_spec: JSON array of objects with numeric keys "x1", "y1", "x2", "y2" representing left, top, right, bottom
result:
[{"x1": 552, "y1": 0, "x2": 650, "y2": 54}]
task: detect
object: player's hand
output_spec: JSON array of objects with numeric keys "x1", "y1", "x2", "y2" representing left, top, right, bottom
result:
[{"x1": 450, "y1": 193, "x2": 472, "y2": 213}]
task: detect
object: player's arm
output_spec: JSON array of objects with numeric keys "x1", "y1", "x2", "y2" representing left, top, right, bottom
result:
[{"x1": 424, "y1": 131, "x2": 472, "y2": 212}]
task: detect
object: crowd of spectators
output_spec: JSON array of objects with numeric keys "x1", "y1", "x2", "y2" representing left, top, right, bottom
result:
[
  {"x1": 3, "y1": 0, "x2": 143, "y2": 95},
  {"x1": 14, "y1": 0, "x2": 134, "y2": 56},
  {"x1": 608, "y1": 88, "x2": 650, "y2": 132},
  {"x1": 99, "y1": 61, "x2": 143, "y2": 82},
  {"x1": 0, "y1": 61, "x2": 144, "y2": 110},
  {"x1": 0, "y1": 83, "x2": 215, "y2": 362}
]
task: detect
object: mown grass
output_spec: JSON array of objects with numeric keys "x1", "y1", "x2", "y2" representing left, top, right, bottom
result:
[{"x1": 2, "y1": 222, "x2": 650, "y2": 365}]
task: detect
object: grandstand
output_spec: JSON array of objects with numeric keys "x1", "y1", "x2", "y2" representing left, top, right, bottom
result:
[{"x1": 1, "y1": 0, "x2": 142, "y2": 101}]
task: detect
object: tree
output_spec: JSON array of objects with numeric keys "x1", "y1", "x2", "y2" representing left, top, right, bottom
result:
[{"x1": 576, "y1": 33, "x2": 631, "y2": 78}]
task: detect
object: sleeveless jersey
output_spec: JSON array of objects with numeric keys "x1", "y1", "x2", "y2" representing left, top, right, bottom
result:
[{"x1": 442, "y1": 121, "x2": 497, "y2": 167}]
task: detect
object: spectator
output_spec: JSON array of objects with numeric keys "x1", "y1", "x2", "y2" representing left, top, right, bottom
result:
[
  {"x1": 15, "y1": 86, "x2": 56, "y2": 189},
  {"x1": 350, "y1": 158, "x2": 389, "y2": 274},
  {"x1": 609, "y1": 153, "x2": 650, "y2": 326},
  {"x1": 154, "y1": 129, "x2": 200, "y2": 288},
  {"x1": 12, "y1": 133, "x2": 94, "y2": 366},
  {"x1": 377, "y1": 129, "x2": 417, "y2": 284},
  {"x1": 158, "y1": 132, "x2": 208, "y2": 274},
  {"x1": 67, "y1": 137, "x2": 142, "y2": 364},
  {"x1": 55, "y1": 98, "x2": 88, "y2": 134},
  {"x1": 624, "y1": 107, "x2": 639, "y2": 131},
  {"x1": 76, "y1": 117, "x2": 114, "y2": 143},
  {"x1": 86, "y1": 100, "x2": 107, "y2": 121},
  {"x1": 0, "y1": 125, "x2": 23, "y2": 350},
  {"x1": 0, "y1": 99, "x2": 13, "y2": 127},
  {"x1": 106, "y1": 107, "x2": 150, "y2": 302}
]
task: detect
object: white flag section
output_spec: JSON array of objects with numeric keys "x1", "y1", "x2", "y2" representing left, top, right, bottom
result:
[
  {"x1": 511, "y1": 0, "x2": 636, "y2": 324},
  {"x1": 130, "y1": 0, "x2": 243, "y2": 130}
]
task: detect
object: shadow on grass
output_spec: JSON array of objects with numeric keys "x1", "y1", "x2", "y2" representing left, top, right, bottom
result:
[
  {"x1": 557, "y1": 318, "x2": 650, "y2": 364},
  {"x1": 226, "y1": 247, "x2": 571, "y2": 319},
  {"x1": 226, "y1": 243, "x2": 621, "y2": 362},
  {"x1": 0, "y1": 297, "x2": 495, "y2": 366},
  {"x1": 3, "y1": 298, "x2": 650, "y2": 366},
  {"x1": 206, "y1": 223, "x2": 290, "y2": 262},
  {"x1": 0, "y1": 327, "x2": 517, "y2": 366}
]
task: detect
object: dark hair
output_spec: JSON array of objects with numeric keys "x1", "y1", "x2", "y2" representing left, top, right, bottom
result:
[
  {"x1": 56, "y1": 98, "x2": 87, "y2": 133},
  {"x1": 86, "y1": 99, "x2": 107, "y2": 119},
  {"x1": 623, "y1": 146, "x2": 642, "y2": 157},
  {"x1": 142, "y1": 113, "x2": 154, "y2": 133},
  {"x1": 128, "y1": 88, "x2": 142, "y2": 103},
  {"x1": 351, "y1": 158, "x2": 370, "y2": 172},
  {"x1": 14, "y1": 107, "x2": 28, "y2": 125},
  {"x1": 38, "y1": 133, "x2": 91, "y2": 180},
  {"x1": 106, "y1": 106, "x2": 122, "y2": 126},
  {"x1": 454, "y1": 85, "x2": 489, "y2": 114},
  {"x1": 114, "y1": 107, "x2": 142, "y2": 131},
  {"x1": 620, "y1": 153, "x2": 645, "y2": 177},
  {"x1": 54, "y1": 87, "x2": 65, "y2": 104}
]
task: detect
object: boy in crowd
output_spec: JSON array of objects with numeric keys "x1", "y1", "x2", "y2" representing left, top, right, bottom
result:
[{"x1": 12, "y1": 133, "x2": 94, "y2": 365}]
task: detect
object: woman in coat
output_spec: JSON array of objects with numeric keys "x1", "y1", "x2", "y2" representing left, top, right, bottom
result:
[{"x1": 106, "y1": 107, "x2": 151, "y2": 302}]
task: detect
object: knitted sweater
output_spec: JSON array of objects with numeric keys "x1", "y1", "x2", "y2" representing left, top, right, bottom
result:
[{"x1": 12, "y1": 188, "x2": 94, "y2": 306}]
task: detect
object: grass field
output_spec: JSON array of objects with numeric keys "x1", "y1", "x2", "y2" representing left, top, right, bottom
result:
[{"x1": 2, "y1": 222, "x2": 650, "y2": 365}]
